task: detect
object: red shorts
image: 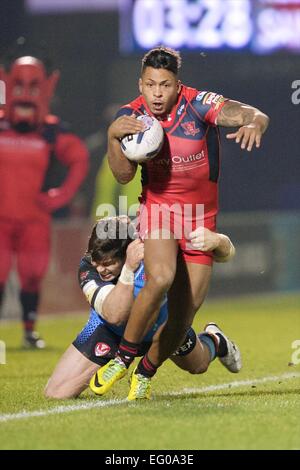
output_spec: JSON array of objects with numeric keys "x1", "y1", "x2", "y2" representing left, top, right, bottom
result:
[{"x1": 137, "y1": 199, "x2": 216, "y2": 266}]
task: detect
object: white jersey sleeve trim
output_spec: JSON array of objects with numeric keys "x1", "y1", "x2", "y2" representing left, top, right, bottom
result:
[
  {"x1": 93, "y1": 284, "x2": 115, "y2": 315},
  {"x1": 82, "y1": 280, "x2": 99, "y2": 305},
  {"x1": 82, "y1": 281, "x2": 115, "y2": 315}
]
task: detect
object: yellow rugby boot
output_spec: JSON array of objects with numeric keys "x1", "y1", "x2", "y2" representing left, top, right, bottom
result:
[
  {"x1": 127, "y1": 367, "x2": 152, "y2": 401},
  {"x1": 90, "y1": 358, "x2": 127, "y2": 395}
]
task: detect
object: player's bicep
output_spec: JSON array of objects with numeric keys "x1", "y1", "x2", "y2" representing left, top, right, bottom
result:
[
  {"x1": 216, "y1": 100, "x2": 256, "y2": 127},
  {"x1": 90, "y1": 284, "x2": 115, "y2": 316}
]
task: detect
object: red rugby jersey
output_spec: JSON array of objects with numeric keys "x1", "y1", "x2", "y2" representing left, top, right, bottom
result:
[{"x1": 117, "y1": 85, "x2": 227, "y2": 219}]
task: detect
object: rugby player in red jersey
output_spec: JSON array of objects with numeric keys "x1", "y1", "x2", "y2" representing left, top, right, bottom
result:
[
  {"x1": 98, "y1": 47, "x2": 269, "y2": 399},
  {"x1": 0, "y1": 57, "x2": 88, "y2": 348}
]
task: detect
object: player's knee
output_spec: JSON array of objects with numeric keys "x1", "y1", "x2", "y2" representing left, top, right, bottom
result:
[
  {"x1": 44, "y1": 380, "x2": 77, "y2": 400},
  {"x1": 44, "y1": 382, "x2": 58, "y2": 399},
  {"x1": 44, "y1": 381, "x2": 61, "y2": 399},
  {"x1": 147, "y1": 268, "x2": 175, "y2": 293},
  {"x1": 188, "y1": 363, "x2": 209, "y2": 375}
]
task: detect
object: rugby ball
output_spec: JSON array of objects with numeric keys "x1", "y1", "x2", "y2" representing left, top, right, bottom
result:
[{"x1": 120, "y1": 115, "x2": 164, "y2": 163}]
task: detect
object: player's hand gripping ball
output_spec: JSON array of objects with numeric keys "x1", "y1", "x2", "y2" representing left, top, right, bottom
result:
[{"x1": 121, "y1": 115, "x2": 164, "y2": 163}]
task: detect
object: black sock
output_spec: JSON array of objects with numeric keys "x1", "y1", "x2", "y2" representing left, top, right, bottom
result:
[
  {"x1": 20, "y1": 291, "x2": 39, "y2": 334},
  {"x1": 216, "y1": 333, "x2": 228, "y2": 358},
  {"x1": 117, "y1": 338, "x2": 140, "y2": 368},
  {"x1": 136, "y1": 354, "x2": 157, "y2": 378}
]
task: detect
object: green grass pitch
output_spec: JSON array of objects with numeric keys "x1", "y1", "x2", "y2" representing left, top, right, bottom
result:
[{"x1": 0, "y1": 294, "x2": 299, "y2": 450}]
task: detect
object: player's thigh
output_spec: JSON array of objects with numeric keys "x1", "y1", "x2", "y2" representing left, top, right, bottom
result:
[
  {"x1": 166, "y1": 256, "x2": 195, "y2": 326},
  {"x1": 45, "y1": 344, "x2": 99, "y2": 399},
  {"x1": 186, "y1": 261, "x2": 212, "y2": 312},
  {"x1": 46, "y1": 316, "x2": 121, "y2": 399},
  {"x1": 144, "y1": 235, "x2": 178, "y2": 288}
]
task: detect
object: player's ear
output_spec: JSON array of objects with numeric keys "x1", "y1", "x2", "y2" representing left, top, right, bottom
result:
[
  {"x1": 177, "y1": 80, "x2": 182, "y2": 95},
  {"x1": 138, "y1": 78, "x2": 143, "y2": 94}
]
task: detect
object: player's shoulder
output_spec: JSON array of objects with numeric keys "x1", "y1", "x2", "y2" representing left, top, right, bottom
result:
[
  {"x1": 79, "y1": 255, "x2": 93, "y2": 271},
  {"x1": 190, "y1": 89, "x2": 226, "y2": 109},
  {"x1": 182, "y1": 85, "x2": 224, "y2": 105},
  {"x1": 78, "y1": 255, "x2": 94, "y2": 285},
  {"x1": 182, "y1": 86, "x2": 212, "y2": 104},
  {"x1": 181, "y1": 85, "x2": 200, "y2": 101}
]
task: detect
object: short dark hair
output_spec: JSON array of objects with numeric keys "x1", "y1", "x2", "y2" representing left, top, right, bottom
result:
[
  {"x1": 141, "y1": 46, "x2": 182, "y2": 75},
  {"x1": 87, "y1": 217, "x2": 133, "y2": 264}
]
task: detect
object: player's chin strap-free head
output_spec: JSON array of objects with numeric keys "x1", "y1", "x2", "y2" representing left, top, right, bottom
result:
[{"x1": 0, "y1": 56, "x2": 59, "y2": 131}]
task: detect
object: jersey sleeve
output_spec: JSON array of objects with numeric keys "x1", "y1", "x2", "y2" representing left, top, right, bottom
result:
[
  {"x1": 115, "y1": 106, "x2": 134, "y2": 120},
  {"x1": 190, "y1": 90, "x2": 228, "y2": 126},
  {"x1": 78, "y1": 257, "x2": 116, "y2": 313}
]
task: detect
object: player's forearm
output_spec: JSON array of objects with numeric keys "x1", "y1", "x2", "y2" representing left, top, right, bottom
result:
[
  {"x1": 213, "y1": 234, "x2": 236, "y2": 263},
  {"x1": 217, "y1": 100, "x2": 269, "y2": 133},
  {"x1": 102, "y1": 281, "x2": 134, "y2": 325},
  {"x1": 107, "y1": 135, "x2": 137, "y2": 184}
]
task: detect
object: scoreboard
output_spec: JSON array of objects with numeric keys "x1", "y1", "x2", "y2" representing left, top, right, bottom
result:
[
  {"x1": 119, "y1": 0, "x2": 300, "y2": 54},
  {"x1": 26, "y1": 0, "x2": 300, "y2": 54}
]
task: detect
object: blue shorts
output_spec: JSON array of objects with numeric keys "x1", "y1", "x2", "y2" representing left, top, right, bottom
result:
[{"x1": 73, "y1": 310, "x2": 152, "y2": 366}]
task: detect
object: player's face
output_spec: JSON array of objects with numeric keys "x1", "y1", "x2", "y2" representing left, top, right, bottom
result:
[
  {"x1": 92, "y1": 258, "x2": 123, "y2": 282},
  {"x1": 139, "y1": 67, "x2": 181, "y2": 117}
]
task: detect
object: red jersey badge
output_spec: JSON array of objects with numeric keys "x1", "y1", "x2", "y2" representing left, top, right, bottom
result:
[{"x1": 181, "y1": 121, "x2": 200, "y2": 136}]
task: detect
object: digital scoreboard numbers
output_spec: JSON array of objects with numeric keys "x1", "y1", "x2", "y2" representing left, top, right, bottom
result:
[
  {"x1": 255, "y1": 0, "x2": 300, "y2": 51},
  {"x1": 119, "y1": 0, "x2": 300, "y2": 54}
]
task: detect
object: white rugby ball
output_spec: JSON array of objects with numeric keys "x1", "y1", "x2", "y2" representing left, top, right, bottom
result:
[{"x1": 121, "y1": 115, "x2": 164, "y2": 163}]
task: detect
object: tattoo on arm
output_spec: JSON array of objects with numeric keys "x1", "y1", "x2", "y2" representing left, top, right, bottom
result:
[{"x1": 217, "y1": 100, "x2": 255, "y2": 127}]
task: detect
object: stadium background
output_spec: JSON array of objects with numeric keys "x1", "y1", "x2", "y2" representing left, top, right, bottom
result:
[{"x1": 0, "y1": 0, "x2": 299, "y2": 313}]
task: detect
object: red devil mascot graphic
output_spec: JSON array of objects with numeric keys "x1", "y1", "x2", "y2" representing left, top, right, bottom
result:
[{"x1": 0, "y1": 57, "x2": 89, "y2": 348}]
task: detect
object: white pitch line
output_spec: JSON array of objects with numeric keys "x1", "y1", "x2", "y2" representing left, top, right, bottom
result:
[
  {"x1": 0, "y1": 371, "x2": 299, "y2": 423},
  {"x1": 0, "y1": 398, "x2": 128, "y2": 423},
  {"x1": 165, "y1": 371, "x2": 300, "y2": 396}
]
